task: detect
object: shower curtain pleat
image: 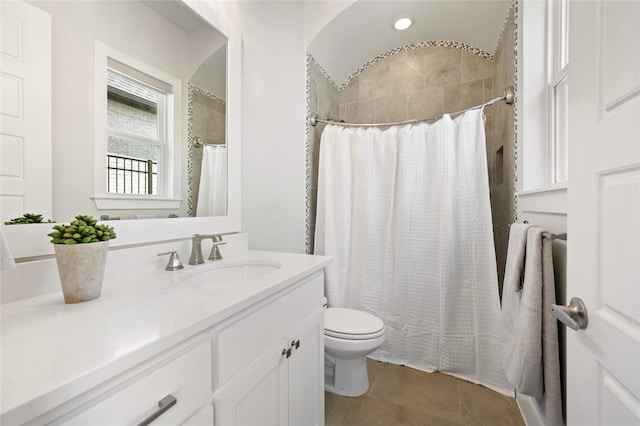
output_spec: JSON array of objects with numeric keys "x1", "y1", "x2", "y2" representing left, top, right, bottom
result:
[
  {"x1": 314, "y1": 109, "x2": 513, "y2": 396},
  {"x1": 196, "y1": 145, "x2": 227, "y2": 216}
]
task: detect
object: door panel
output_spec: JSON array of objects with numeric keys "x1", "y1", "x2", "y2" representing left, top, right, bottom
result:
[
  {"x1": 567, "y1": 0, "x2": 640, "y2": 424},
  {"x1": 0, "y1": 1, "x2": 51, "y2": 222}
]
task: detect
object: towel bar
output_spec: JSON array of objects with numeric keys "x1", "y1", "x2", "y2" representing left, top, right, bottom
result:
[
  {"x1": 542, "y1": 232, "x2": 567, "y2": 241},
  {"x1": 509, "y1": 223, "x2": 567, "y2": 241}
]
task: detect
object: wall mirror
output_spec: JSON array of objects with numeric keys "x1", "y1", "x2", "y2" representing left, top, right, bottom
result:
[{"x1": 1, "y1": 0, "x2": 241, "y2": 257}]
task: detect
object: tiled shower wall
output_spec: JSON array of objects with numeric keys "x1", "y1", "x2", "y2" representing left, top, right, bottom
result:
[
  {"x1": 307, "y1": 60, "x2": 339, "y2": 250},
  {"x1": 338, "y1": 46, "x2": 493, "y2": 126},
  {"x1": 306, "y1": 5, "x2": 516, "y2": 295},
  {"x1": 491, "y1": 5, "x2": 516, "y2": 295},
  {"x1": 188, "y1": 85, "x2": 226, "y2": 215}
]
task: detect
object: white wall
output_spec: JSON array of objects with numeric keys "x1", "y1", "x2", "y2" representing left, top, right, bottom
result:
[
  {"x1": 212, "y1": 1, "x2": 308, "y2": 253},
  {"x1": 302, "y1": 1, "x2": 354, "y2": 48},
  {"x1": 188, "y1": 25, "x2": 227, "y2": 99}
]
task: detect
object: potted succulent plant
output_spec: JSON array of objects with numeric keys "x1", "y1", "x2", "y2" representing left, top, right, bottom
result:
[
  {"x1": 4, "y1": 213, "x2": 53, "y2": 225},
  {"x1": 48, "y1": 215, "x2": 117, "y2": 304}
]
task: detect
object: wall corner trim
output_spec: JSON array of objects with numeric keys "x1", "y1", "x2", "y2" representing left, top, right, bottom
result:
[{"x1": 516, "y1": 393, "x2": 547, "y2": 426}]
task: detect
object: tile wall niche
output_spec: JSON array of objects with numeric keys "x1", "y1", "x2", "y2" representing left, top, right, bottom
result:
[{"x1": 306, "y1": 4, "x2": 516, "y2": 296}]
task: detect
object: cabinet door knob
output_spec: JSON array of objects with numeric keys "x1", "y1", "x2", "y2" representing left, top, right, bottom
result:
[
  {"x1": 281, "y1": 348, "x2": 292, "y2": 358},
  {"x1": 137, "y1": 394, "x2": 177, "y2": 426}
]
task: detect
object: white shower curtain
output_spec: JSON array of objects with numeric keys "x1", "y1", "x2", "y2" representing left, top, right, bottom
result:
[
  {"x1": 314, "y1": 109, "x2": 512, "y2": 395},
  {"x1": 196, "y1": 145, "x2": 227, "y2": 216}
]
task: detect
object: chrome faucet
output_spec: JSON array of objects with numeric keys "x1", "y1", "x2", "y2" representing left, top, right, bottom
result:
[{"x1": 189, "y1": 234, "x2": 226, "y2": 265}]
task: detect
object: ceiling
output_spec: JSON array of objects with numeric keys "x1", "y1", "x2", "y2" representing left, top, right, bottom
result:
[
  {"x1": 307, "y1": 0, "x2": 512, "y2": 86},
  {"x1": 142, "y1": 0, "x2": 211, "y2": 33}
]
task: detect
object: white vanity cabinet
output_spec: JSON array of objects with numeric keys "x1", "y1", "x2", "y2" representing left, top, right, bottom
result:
[
  {"x1": 0, "y1": 250, "x2": 330, "y2": 426},
  {"x1": 213, "y1": 272, "x2": 325, "y2": 426},
  {"x1": 182, "y1": 404, "x2": 215, "y2": 425}
]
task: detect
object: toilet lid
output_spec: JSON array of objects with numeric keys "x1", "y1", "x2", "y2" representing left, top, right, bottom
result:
[{"x1": 325, "y1": 308, "x2": 385, "y2": 340}]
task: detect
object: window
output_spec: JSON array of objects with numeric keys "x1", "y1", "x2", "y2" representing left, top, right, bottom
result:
[
  {"x1": 520, "y1": 0, "x2": 569, "y2": 191},
  {"x1": 92, "y1": 41, "x2": 182, "y2": 210},
  {"x1": 106, "y1": 68, "x2": 166, "y2": 195}
]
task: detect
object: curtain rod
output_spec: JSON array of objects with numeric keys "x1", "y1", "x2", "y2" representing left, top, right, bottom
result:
[
  {"x1": 191, "y1": 137, "x2": 226, "y2": 148},
  {"x1": 310, "y1": 86, "x2": 514, "y2": 128}
]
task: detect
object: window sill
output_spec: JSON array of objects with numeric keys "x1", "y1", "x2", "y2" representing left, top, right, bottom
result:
[
  {"x1": 518, "y1": 182, "x2": 567, "y2": 196},
  {"x1": 518, "y1": 184, "x2": 567, "y2": 215},
  {"x1": 92, "y1": 195, "x2": 182, "y2": 210}
]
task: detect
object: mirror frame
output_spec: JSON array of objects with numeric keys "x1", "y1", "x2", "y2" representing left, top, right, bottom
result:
[{"x1": 3, "y1": 0, "x2": 241, "y2": 259}]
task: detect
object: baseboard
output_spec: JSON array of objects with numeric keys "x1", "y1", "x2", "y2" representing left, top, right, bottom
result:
[{"x1": 516, "y1": 393, "x2": 546, "y2": 425}]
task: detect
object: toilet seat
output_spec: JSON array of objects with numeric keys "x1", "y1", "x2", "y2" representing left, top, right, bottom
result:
[{"x1": 324, "y1": 308, "x2": 385, "y2": 340}]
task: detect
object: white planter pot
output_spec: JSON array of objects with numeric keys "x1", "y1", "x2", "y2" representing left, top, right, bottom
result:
[{"x1": 53, "y1": 241, "x2": 109, "y2": 304}]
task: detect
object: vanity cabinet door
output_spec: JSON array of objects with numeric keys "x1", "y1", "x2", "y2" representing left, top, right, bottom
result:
[
  {"x1": 216, "y1": 272, "x2": 324, "y2": 388},
  {"x1": 213, "y1": 308, "x2": 324, "y2": 426},
  {"x1": 287, "y1": 308, "x2": 324, "y2": 426},
  {"x1": 60, "y1": 340, "x2": 212, "y2": 426},
  {"x1": 182, "y1": 404, "x2": 214, "y2": 425},
  {"x1": 214, "y1": 337, "x2": 289, "y2": 425}
]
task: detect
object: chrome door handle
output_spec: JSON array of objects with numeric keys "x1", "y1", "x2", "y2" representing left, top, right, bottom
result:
[
  {"x1": 137, "y1": 394, "x2": 177, "y2": 426},
  {"x1": 551, "y1": 297, "x2": 588, "y2": 330}
]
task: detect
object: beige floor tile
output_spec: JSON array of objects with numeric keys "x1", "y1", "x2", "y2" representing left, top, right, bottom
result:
[
  {"x1": 326, "y1": 360, "x2": 525, "y2": 426},
  {"x1": 325, "y1": 393, "x2": 402, "y2": 426},
  {"x1": 458, "y1": 380, "x2": 524, "y2": 426},
  {"x1": 369, "y1": 365, "x2": 462, "y2": 423},
  {"x1": 366, "y1": 358, "x2": 383, "y2": 389},
  {"x1": 395, "y1": 404, "x2": 463, "y2": 425}
]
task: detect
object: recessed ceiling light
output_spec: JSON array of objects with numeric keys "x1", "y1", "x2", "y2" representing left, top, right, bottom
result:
[{"x1": 393, "y1": 16, "x2": 413, "y2": 31}]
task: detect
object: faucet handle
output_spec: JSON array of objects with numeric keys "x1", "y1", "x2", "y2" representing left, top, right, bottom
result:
[
  {"x1": 158, "y1": 251, "x2": 184, "y2": 271},
  {"x1": 208, "y1": 241, "x2": 226, "y2": 261}
]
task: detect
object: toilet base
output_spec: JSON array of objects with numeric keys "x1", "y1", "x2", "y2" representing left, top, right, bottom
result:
[{"x1": 324, "y1": 356, "x2": 369, "y2": 397}]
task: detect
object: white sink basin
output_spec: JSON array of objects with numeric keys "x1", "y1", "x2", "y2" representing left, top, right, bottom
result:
[{"x1": 178, "y1": 259, "x2": 282, "y2": 286}]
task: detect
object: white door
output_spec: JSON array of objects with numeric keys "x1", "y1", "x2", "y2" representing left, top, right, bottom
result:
[
  {"x1": 0, "y1": 0, "x2": 51, "y2": 222},
  {"x1": 566, "y1": 1, "x2": 640, "y2": 425}
]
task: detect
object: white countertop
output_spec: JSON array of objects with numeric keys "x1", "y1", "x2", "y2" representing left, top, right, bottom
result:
[{"x1": 0, "y1": 250, "x2": 331, "y2": 423}]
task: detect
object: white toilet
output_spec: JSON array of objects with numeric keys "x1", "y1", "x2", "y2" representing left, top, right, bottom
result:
[{"x1": 323, "y1": 302, "x2": 386, "y2": 397}]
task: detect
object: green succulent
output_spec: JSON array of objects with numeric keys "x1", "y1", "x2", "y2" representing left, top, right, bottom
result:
[
  {"x1": 4, "y1": 213, "x2": 53, "y2": 225},
  {"x1": 48, "y1": 215, "x2": 117, "y2": 244}
]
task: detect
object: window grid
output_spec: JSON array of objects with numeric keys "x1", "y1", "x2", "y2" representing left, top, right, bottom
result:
[{"x1": 107, "y1": 154, "x2": 157, "y2": 195}]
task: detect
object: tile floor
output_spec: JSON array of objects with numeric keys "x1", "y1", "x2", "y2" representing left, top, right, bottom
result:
[{"x1": 325, "y1": 359, "x2": 525, "y2": 426}]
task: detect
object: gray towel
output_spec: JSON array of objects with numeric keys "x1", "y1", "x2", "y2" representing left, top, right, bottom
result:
[
  {"x1": 500, "y1": 225, "x2": 563, "y2": 426},
  {"x1": 540, "y1": 231, "x2": 563, "y2": 426},
  {"x1": 500, "y1": 224, "x2": 542, "y2": 396}
]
